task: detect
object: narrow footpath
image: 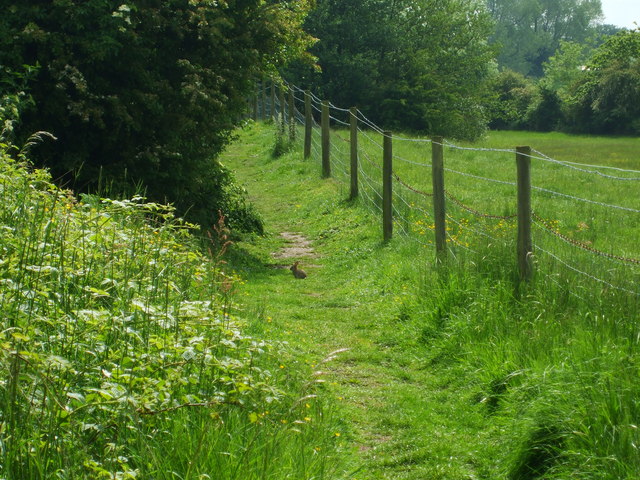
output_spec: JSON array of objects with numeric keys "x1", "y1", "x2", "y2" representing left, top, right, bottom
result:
[{"x1": 221, "y1": 124, "x2": 496, "y2": 480}]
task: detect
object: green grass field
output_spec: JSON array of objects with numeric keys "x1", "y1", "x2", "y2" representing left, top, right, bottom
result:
[
  {"x1": 2, "y1": 120, "x2": 638, "y2": 479},
  {"x1": 222, "y1": 121, "x2": 640, "y2": 479}
]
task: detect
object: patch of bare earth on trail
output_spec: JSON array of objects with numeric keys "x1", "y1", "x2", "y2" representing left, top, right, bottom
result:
[
  {"x1": 270, "y1": 232, "x2": 321, "y2": 269},
  {"x1": 271, "y1": 234, "x2": 388, "y2": 457}
]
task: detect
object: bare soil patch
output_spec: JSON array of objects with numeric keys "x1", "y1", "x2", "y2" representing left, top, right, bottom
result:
[{"x1": 271, "y1": 231, "x2": 316, "y2": 261}]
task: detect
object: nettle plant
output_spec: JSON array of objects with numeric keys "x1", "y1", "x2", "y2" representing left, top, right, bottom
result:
[{"x1": 0, "y1": 144, "x2": 282, "y2": 477}]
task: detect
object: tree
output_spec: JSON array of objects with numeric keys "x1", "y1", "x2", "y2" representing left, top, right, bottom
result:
[
  {"x1": 525, "y1": 85, "x2": 564, "y2": 132},
  {"x1": 486, "y1": 69, "x2": 537, "y2": 129},
  {"x1": 541, "y1": 40, "x2": 592, "y2": 98},
  {"x1": 566, "y1": 29, "x2": 640, "y2": 134},
  {"x1": 487, "y1": 0, "x2": 603, "y2": 77},
  {"x1": 288, "y1": 0, "x2": 496, "y2": 140},
  {"x1": 0, "y1": 0, "x2": 314, "y2": 231}
]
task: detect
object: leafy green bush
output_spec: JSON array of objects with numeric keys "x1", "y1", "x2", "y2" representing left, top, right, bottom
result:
[
  {"x1": 0, "y1": 1, "x2": 315, "y2": 232},
  {"x1": 0, "y1": 135, "x2": 337, "y2": 478},
  {"x1": 487, "y1": 69, "x2": 538, "y2": 130},
  {"x1": 565, "y1": 30, "x2": 640, "y2": 135},
  {"x1": 525, "y1": 85, "x2": 564, "y2": 132}
]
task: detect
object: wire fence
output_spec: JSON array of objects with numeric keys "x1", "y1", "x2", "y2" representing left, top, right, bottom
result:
[{"x1": 253, "y1": 80, "x2": 640, "y2": 298}]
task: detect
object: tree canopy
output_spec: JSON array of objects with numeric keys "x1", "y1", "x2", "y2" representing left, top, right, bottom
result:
[
  {"x1": 566, "y1": 29, "x2": 640, "y2": 134},
  {"x1": 487, "y1": 0, "x2": 604, "y2": 77},
  {"x1": 287, "y1": 0, "x2": 496, "y2": 140},
  {"x1": 0, "y1": 0, "x2": 314, "y2": 230}
]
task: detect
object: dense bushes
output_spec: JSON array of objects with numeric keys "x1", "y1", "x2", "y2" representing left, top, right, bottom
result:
[
  {"x1": 0, "y1": 0, "x2": 314, "y2": 231},
  {"x1": 565, "y1": 31, "x2": 640, "y2": 135},
  {"x1": 487, "y1": 30, "x2": 640, "y2": 135}
]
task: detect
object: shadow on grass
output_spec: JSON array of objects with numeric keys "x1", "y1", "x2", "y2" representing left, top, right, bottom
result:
[{"x1": 225, "y1": 244, "x2": 292, "y2": 279}]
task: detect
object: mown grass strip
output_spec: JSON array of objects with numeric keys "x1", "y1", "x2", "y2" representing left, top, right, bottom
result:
[{"x1": 224, "y1": 121, "x2": 640, "y2": 480}]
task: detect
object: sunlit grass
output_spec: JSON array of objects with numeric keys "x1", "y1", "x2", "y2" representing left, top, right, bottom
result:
[
  {"x1": 0, "y1": 134, "x2": 344, "y2": 479},
  {"x1": 223, "y1": 121, "x2": 640, "y2": 479}
]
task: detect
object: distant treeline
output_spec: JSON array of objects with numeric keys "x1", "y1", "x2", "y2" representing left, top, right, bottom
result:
[
  {"x1": 286, "y1": 0, "x2": 640, "y2": 138},
  {"x1": 0, "y1": 0, "x2": 315, "y2": 232}
]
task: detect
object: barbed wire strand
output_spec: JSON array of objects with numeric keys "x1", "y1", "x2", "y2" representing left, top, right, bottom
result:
[
  {"x1": 534, "y1": 244, "x2": 640, "y2": 297},
  {"x1": 393, "y1": 171, "x2": 433, "y2": 197},
  {"x1": 532, "y1": 213, "x2": 640, "y2": 265},
  {"x1": 529, "y1": 148, "x2": 640, "y2": 181},
  {"x1": 442, "y1": 139, "x2": 516, "y2": 155},
  {"x1": 358, "y1": 128, "x2": 385, "y2": 152},
  {"x1": 445, "y1": 190, "x2": 516, "y2": 220},
  {"x1": 393, "y1": 135, "x2": 433, "y2": 144},
  {"x1": 444, "y1": 167, "x2": 518, "y2": 188},
  {"x1": 328, "y1": 102, "x2": 352, "y2": 113},
  {"x1": 393, "y1": 153, "x2": 432, "y2": 168},
  {"x1": 355, "y1": 109, "x2": 385, "y2": 134},
  {"x1": 532, "y1": 185, "x2": 640, "y2": 214},
  {"x1": 329, "y1": 114, "x2": 351, "y2": 128}
]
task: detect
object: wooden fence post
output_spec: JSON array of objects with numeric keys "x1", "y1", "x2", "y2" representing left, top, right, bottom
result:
[
  {"x1": 261, "y1": 81, "x2": 266, "y2": 120},
  {"x1": 271, "y1": 81, "x2": 276, "y2": 121},
  {"x1": 321, "y1": 101, "x2": 331, "y2": 178},
  {"x1": 383, "y1": 131, "x2": 393, "y2": 242},
  {"x1": 350, "y1": 107, "x2": 358, "y2": 200},
  {"x1": 279, "y1": 85, "x2": 286, "y2": 134},
  {"x1": 432, "y1": 136, "x2": 446, "y2": 262},
  {"x1": 288, "y1": 86, "x2": 295, "y2": 141},
  {"x1": 304, "y1": 91, "x2": 312, "y2": 159},
  {"x1": 517, "y1": 146, "x2": 533, "y2": 281}
]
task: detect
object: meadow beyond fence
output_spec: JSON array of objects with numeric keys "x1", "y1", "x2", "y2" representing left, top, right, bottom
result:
[{"x1": 251, "y1": 80, "x2": 640, "y2": 299}]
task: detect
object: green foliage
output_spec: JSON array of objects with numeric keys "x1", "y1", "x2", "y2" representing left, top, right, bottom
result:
[
  {"x1": 486, "y1": 31, "x2": 640, "y2": 135},
  {"x1": 0, "y1": 133, "x2": 340, "y2": 478},
  {"x1": 541, "y1": 40, "x2": 592, "y2": 99},
  {"x1": 487, "y1": 69, "x2": 538, "y2": 129},
  {"x1": 0, "y1": 0, "x2": 315, "y2": 231},
  {"x1": 525, "y1": 85, "x2": 564, "y2": 131},
  {"x1": 487, "y1": 0, "x2": 604, "y2": 77},
  {"x1": 0, "y1": 66, "x2": 37, "y2": 138},
  {"x1": 288, "y1": 0, "x2": 495, "y2": 140},
  {"x1": 566, "y1": 29, "x2": 640, "y2": 134}
]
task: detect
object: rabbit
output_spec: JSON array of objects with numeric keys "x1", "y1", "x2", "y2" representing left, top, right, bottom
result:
[{"x1": 290, "y1": 261, "x2": 307, "y2": 279}]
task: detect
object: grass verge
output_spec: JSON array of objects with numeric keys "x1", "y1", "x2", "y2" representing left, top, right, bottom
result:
[
  {"x1": 0, "y1": 131, "x2": 345, "y2": 479},
  {"x1": 223, "y1": 121, "x2": 640, "y2": 479}
]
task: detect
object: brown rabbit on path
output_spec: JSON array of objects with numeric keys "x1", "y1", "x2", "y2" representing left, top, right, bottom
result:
[{"x1": 290, "y1": 261, "x2": 307, "y2": 279}]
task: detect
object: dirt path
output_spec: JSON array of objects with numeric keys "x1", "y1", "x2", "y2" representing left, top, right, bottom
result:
[
  {"x1": 223, "y1": 124, "x2": 490, "y2": 480},
  {"x1": 272, "y1": 231, "x2": 315, "y2": 260}
]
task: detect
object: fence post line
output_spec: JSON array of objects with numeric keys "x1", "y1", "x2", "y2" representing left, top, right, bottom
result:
[
  {"x1": 288, "y1": 86, "x2": 295, "y2": 141},
  {"x1": 279, "y1": 84, "x2": 286, "y2": 134},
  {"x1": 252, "y1": 92, "x2": 258, "y2": 121},
  {"x1": 304, "y1": 91, "x2": 312, "y2": 159},
  {"x1": 350, "y1": 107, "x2": 359, "y2": 200},
  {"x1": 383, "y1": 131, "x2": 393, "y2": 242},
  {"x1": 432, "y1": 136, "x2": 447, "y2": 263},
  {"x1": 261, "y1": 81, "x2": 266, "y2": 120},
  {"x1": 516, "y1": 146, "x2": 533, "y2": 282},
  {"x1": 271, "y1": 81, "x2": 276, "y2": 121},
  {"x1": 321, "y1": 101, "x2": 331, "y2": 178}
]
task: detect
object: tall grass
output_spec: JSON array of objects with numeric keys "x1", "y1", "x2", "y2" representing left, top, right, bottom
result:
[
  {"x1": 0, "y1": 136, "x2": 343, "y2": 478},
  {"x1": 300, "y1": 120, "x2": 640, "y2": 478}
]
